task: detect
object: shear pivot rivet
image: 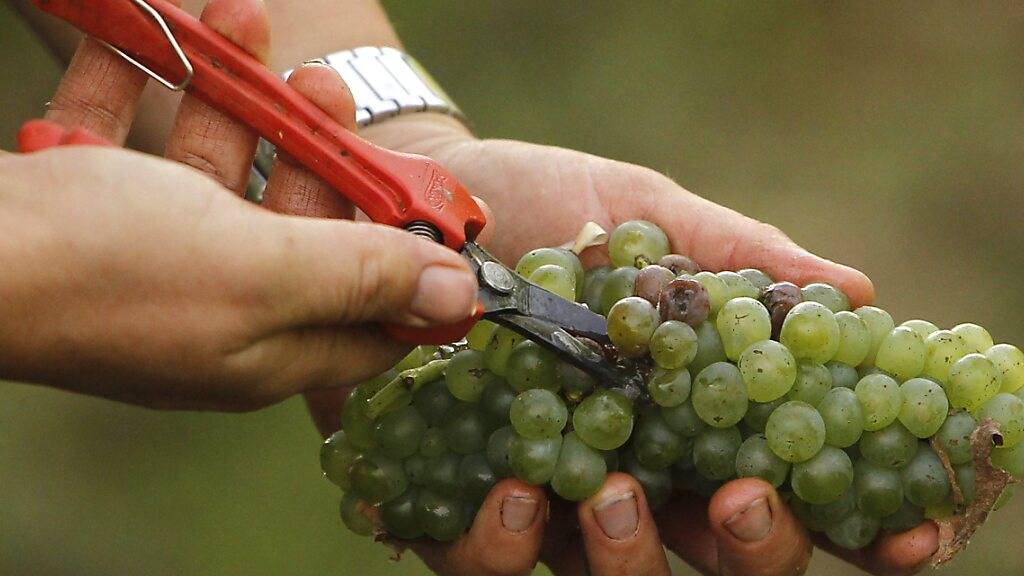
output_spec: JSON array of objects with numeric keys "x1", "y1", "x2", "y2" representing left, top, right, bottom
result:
[{"x1": 481, "y1": 262, "x2": 515, "y2": 294}]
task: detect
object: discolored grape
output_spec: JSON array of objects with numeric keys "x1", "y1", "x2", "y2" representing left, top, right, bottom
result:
[
  {"x1": 658, "y1": 253, "x2": 701, "y2": 275},
  {"x1": 633, "y1": 264, "x2": 675, "y2": 305},
  {"x1": 658, "y1": 278, "x2": 711, "y2": 326},
  {"x1": 761, "y1": 281, "x2": 802, "y2": 340}
]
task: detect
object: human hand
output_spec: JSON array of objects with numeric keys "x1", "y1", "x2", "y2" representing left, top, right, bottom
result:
[
  {"x1": 353, "y1": 116, "x2": 940, "y2": 575},
  {"x1": 2, "y1": 0, "x2": 476, "y2": 411}
]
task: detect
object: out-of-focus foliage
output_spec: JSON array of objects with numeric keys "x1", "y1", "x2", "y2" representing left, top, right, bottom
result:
[{"x1": 1, "y1": 1, "x2": 1022, "y2": 575}]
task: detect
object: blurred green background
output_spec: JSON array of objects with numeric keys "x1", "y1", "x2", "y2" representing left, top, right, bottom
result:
[{"x1": 1, "y1": 2, "x2": 1022, "y2": 575}]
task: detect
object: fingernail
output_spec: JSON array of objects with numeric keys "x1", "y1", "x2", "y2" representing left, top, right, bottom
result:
[
  {"x1": 724, "y1": 497, "x2": 772, "y2": 543},
  {"x1": 594, "y1": 491, "x2": 638, "y2": 541},
  {"x1": 410, "y1": 265, "x2": 477, "y2": 324},
  {"x1": 501, "y1": 495, "x2": 539, "y2": 533}
]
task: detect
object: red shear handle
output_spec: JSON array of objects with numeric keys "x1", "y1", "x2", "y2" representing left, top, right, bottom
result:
[
  {"x1": 384, "y1": 302, "x2": 485, "y2": 345},
  {"x1": 32, "y1": 0, "x2": 485, "y2": 251}
]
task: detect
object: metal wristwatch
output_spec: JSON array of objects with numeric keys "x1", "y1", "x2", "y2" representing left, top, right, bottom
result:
[{"x1": 248, "y1": 47, "x2": 464, "y2": 200}]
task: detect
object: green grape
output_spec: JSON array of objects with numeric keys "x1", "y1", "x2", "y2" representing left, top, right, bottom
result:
[
  {"x1": 991, "y1": 443, "x2": 1024, "y2": 478},
  {"x1": 690, "y1": 320, "x2": 728, "y2": 375},
  {"x1": 790, "y1": 489, "x2": 857, "y2": 532},
  {"x1": 670, "y1": 438, "x2": 696, "y2": 489},
  {"x1": 442, "y1": 403, "x2": 488, "y2": 454},
  {"x1": 801, "y1": 283, "x2": 850, "y2": 313},
  {"x1": 692, "y1": 362, "x2": 749, "y2": 428},
  {"x1": 510, "y1": 388, "x2": 568, "y2": 439},
  {"x1": 506, "y1": 340, "x2": 559, "y2": 392},
  {"x1": 509, "y1": 434, "x2": 562, "y2": 485},
  {"x1": 826, "y1": 510, "x2": 881, "y2": 550},
  {"x1": 380, "y1": 488, "x2": 424, "y2": 539},
  {"x1": 661, "y1": 400, "x2": 708, "y2": 437},
  {"x1": 339, "y1": 492, "x2": 374, "y2": 537},
  {"x1": 647, "y1": 366, "x2": 692, "y2": 408},
  {"x1": 987, "y1": 344, "x2": 1024, "y2": 394},
  {"x1": 459, "y1": 452, "x2": 498, "y2": 503},
  {"x1": 792, "y1": 445, "x2": 854, "y2": 505},
  {"x1": 609, "y1": 220, "x2": 670, "y2": 268},
  {"x1": 718, "y1": 271, "x2": 760, "y2": 300},
  {"x1": 831, "y1": 311, "x2": 871, "y2": 367},
  {"x1": 693, "y1": 426, "x2": 742, "y2": 480},
  {"x1": 881, "y1": 499, "x2": 925, "y2": 533},
  {"x1": 898, "y1": 378, "x2": 949, "y2": 438},
  {"x1": 765, "y1": 401, "x2": 826, "y2": 463},
  {"x1": 350, "y1": 453, "x2": 408, "y2": 505},
  {"x1": 321, "y1": 431, "x2": 362, "y2": 490},
  {"x1": 738, "y1": 268, "x2": 774, "y2": 292},
  {"x1": 901, "y1": 446, "x2": 951, "y2": 507},
  {"x1": 404, "y1": 454, "x2": 428, "y2": 485},
  {"x1": 900, "y1": 319, "x2": 939, "y2": 340},
  {"x1": 582, "y1": 265, "x2": 612, "y2": 312},
  {"x1": 621, "y1": 451, "x2": 673, "y2": 509},
  {"x1": 952, "y1": 323, "x2": 994, "y2": 354},
  {"x1": 413, "y1": 378, "x2": 458, "y2": 427},
  {"x1": 340, "y1": 385, "x2": 379, "y2": 450},
  {"x1": 875, "y1": 327, "x2": 926, "y2": 381},
  {"x1": 853, "y1": 306, "x2": 894, "y2": 367},
  {"x1": 466, "y1": 320, "x2": 498, "y2": 352},
  {"x1": 780, "y1": 301, "x2": 841, "y2": 364},
  {"x1": 786, "y1": 362, "x2": 833, "y2": 406},
  {"x1": 922, "y1": 330, "x2": 971, "y2": 384},
  {"x1": 827, "y1": 361, "x2": 860, "y2": 389},
  {"x1": 516, "y1": 247, "x2": 585, "y2": 299},
  {"x1": 855, "y1": 373, "x2": 901, "y2": 431},
  {"x1": 855, "y1": 459, "x2": 904, "y2": 517},
  {"x1": 445, "y1": 349, "x2": 497, "y2": 402},
  {"x1": 556, "y1": 362, "x2": 596, "y2": 404},
  {"x1": 395, "y1": 346, "x2": 438, "y2": 372},
  {"x1": 484, "y1": 327, "x2": 524, "y2": 376},
  {"x1": 415, "y1": 489, "x2": 470, "y2": 542},
  {"x1": 976, "y1": 393, "x2": 1024, "y2": 447},
  {"x1": 633, "y1": 410, "x2": 685, "y2": 469},
  {"x1": 693, "y1": 271, "x2": 729, "y2": 315},
  {"x1": 479, "y1": 377, "x2": 516, "y2": 428},
  {"x1": 934, "y1": 411, "x2": 977, "y2": 465},
  {"x1": 607, "y1": 296, "x2": 660, "y2": 358},
  {"x1": 649, "y1": 320, "x2": 699, "y2": 369},
  {"x1": 603, "y1": 448, "x2": 621, "y2": 472},
  {"x1": 529, "y1": 264, "x2": 577, "y2": 301},
  {"x1": 373, "y1": 405, "x2": 428, "y2": 459},
  {"x1": 574, "y1": 389, "x2": 635, "y2": 450},
  {"x1": 599, "y1": 267, "x2": 639, "y2": 315},
  {"x1": 716, "y1": 297, "x2": 772, "y2": 361},
  {"x1": 486, "y1": 426, "x2": 517, "y2": 478},
  {"x1": 859, "y1": 422, "x2": 919, "y2": 469},
  {"x1": 948, "y1": 353, "x2": 1001, "y2": 411},
  {"x1": 956, "y1": 464, "x2": 976, "y2": 505},
  {"x1": 819, "y1": 387, "x2": 865, "y2": 448},
  {"x1": 737, "y1": 339, "x2": 797, "y2": 402},
  {"x1": 735, "y1": 434, "x2": 790, "y2": 487},
  {"x1": 743, "y1": 397, "x2": 786, "y2": 433},
  {"x1": 419, "y1": 428, "x2": 447, "y2": 458},
  {"x1": 424, "y1": 452, "x2": 461, "y2": 495},
  {"x1": 551, "y1": 432, "x2": 607, "y2": 501}
]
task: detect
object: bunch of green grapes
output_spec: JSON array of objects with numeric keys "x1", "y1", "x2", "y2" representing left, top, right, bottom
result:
[{"x1": 319, "y1": 220, "x2": 1024, "y2": 550}]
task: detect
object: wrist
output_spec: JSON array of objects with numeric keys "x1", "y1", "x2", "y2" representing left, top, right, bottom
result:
[{"x1": 361, "y1": 112, "x2": 475, "y2": 157}]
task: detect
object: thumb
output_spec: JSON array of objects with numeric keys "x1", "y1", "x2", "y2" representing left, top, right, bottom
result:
[
  {"x1": 259, "y1": 217, "x2": 478, "y2": 327},
  {"x1": 708, "y1": 478, "x2": 813, "y2": 576}
]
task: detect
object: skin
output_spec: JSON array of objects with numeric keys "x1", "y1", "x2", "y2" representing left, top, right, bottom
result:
[{"x1": 7, "y1": 0, "x2": 939, "y2": 574}]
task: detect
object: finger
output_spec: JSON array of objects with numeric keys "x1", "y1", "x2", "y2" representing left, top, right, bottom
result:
[
  {"x1": 413, "y1": 480, "x2": 546, "y2": 576},
  {"x1": 577, "y1": 472, "x2": 671, "y2": 576},
  {"x1": 472, "y1": 196, "x2": 497, "y2": 247},
  {"x1": 304, "y1": 388, "x2": 349, "y2": 437},
  {"x1": 164, "y1": 0, "x2": 270, "y2": 194},
  {"x1": 249, "y1": 216, "x2": 477, "y2": 328},
  {"x1": 664, "y1": 194, "x2": 875, "y2": 307},
  {"x1": 813, "y1": 521, "x2": 938, "y2": 576},
  {"x1": 707, "y1": 478, "x2": 813, "y2": 576},
  {"x1": 262, "y1": 63, "x2": 358, "y2": 217}
]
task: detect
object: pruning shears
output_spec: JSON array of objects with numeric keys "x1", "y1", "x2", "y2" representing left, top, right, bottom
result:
[{"x1": 22, "y1": 0, "x2": 640, "y2": 387}]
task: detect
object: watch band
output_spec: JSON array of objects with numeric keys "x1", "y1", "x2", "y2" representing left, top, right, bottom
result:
[{"x1": 247, "y1": 47, "x2": 463, "y2": 202}]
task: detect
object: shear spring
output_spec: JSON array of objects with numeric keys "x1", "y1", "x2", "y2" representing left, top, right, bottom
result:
[{"x1": 100, "y1": 0, "x2": 194, "y2": 91}]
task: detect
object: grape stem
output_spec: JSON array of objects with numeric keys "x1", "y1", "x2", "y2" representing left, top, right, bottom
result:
[{"x1": 365, "y1": 359, "x2": 450, "y2": 419}]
